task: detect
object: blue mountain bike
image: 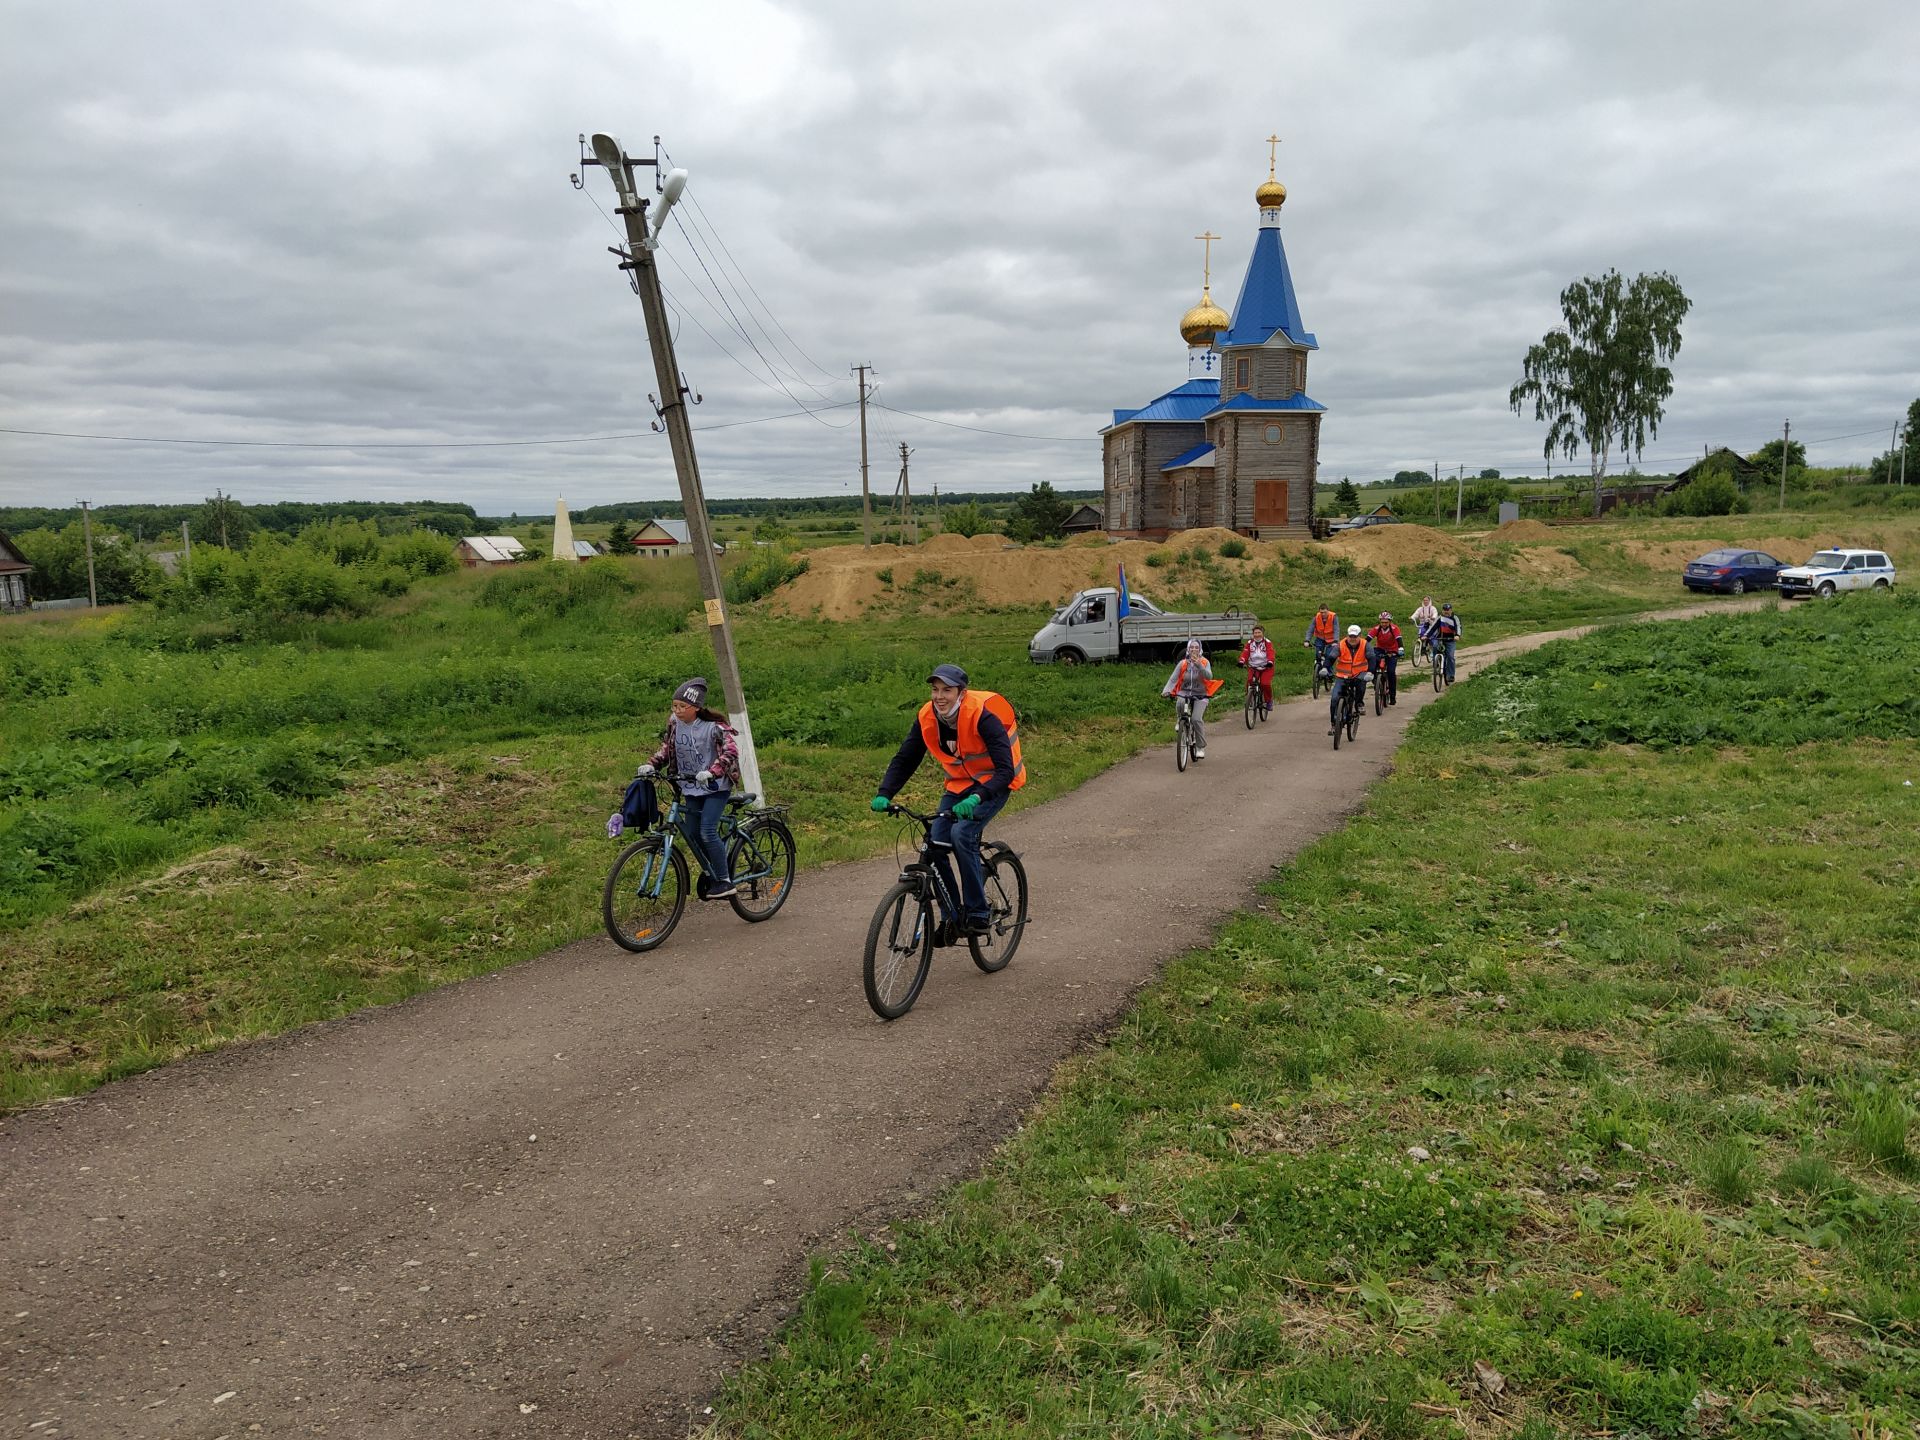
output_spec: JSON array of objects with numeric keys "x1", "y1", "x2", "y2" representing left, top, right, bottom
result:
[{"x1": 602, "y1": 775, "x2": 796, "y2": 952}]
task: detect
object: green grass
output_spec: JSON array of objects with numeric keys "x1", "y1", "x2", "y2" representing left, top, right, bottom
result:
[{"x1": 705, "y1": 594, "x2": 1920, "y2": 1437}]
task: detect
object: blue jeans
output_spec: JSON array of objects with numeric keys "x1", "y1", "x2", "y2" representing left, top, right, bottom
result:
[
  {"x1": 1374, "y1": 653, "x2": 1398, "y2": 700},
  {"x1": 677, "y1": 790, "x2": 732, "y2": 886},
  {"x1": 929, "y1": 789, "x2": 1009, "y2": 926},
  {"x1": 1440, "y1": 638, "x2": 1457, "y2": 682}
]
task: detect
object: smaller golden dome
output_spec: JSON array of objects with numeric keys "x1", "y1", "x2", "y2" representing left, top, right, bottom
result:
[
  {"x1": 1180, "y1": 287, "x2": 1229, "y2": 346},
  {"x1": 1256, "y1": 177, "x2": 1288, "y2": 209}
]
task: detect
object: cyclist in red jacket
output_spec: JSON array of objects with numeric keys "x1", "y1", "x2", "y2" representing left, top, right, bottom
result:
[
  {"x1": 1238, "y1": 625, "x2": 1276, "y2": 710},
  {"x1": 1367, "y1": 612, "x2": 1403, "y2": 706}
]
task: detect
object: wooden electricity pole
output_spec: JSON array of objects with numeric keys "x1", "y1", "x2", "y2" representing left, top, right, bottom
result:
[
  {"x1": 78, "y1": 500, "x2": 97, "y2": 607},
  {"x1": 1779, "y1": 419, "x2": 1791, "y2": 510},
  {"x1": 898, "y1": 441, "x2": 916, "y2": 543},
  {"x1": 854, "y1": 363, "x2": 873, "y2": 547},
  {"x1": 588, "y1": 134, "x2": 764, "y2": 799}
]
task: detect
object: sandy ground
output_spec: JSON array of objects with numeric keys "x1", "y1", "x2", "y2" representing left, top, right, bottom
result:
[{"x1": 0, "y1": 601, "x2": 1764, "y2": 1440}]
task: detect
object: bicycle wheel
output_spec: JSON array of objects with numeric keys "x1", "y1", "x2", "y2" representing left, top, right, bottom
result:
[
  {"x1": 1311, "y1": 667, "x2": 1325, "y2": 701},
  {"x1": 1345, "y1": 702, "x2": 1361, "y2": 743},
  {"x1": 1244, "y1": 685, "x2": 1257, "y2": 729},
  {"x1": 1373, "y1": 675, "x2": 1385, "y2": 715},
  {"x1": 864, "y1": 880, "x2": 933, "y2": 1019},
  {"x1": 727, "y1": 816, "x2": 796, "y2": 922},
  {"x1": 1433, "y1": 656, "x2": 1444, "y2": 692},
  {"x1": 603, "y1": 837, "x2": 689, "y2": 952},
  {"x1": 1175, "y1": 713, "x2": 1190, "y2": 772},
  {"x1": 968, "y1": 844, "x2": 1029, "y2": 973},
  {"x1": 1331, "y1": 697, "x2": 1343, "y2": 750}
]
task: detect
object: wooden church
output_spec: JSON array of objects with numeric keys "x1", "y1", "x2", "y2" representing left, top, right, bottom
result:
[{"x1": 1102, "y1": 143, "x2": 1324, "y2": 540}]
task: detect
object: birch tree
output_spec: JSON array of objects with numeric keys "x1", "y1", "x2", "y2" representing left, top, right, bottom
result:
[{"x1": 1509, "y1": 269, "x2": 1690, "y2": 517}]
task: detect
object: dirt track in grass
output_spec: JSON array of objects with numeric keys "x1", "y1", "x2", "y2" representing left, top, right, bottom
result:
[{"x1": 0, "y1": 600, "x2": 1762, "y2": 1439}]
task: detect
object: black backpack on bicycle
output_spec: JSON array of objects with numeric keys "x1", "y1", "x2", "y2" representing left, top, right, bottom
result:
[{"x1": 617, "y1": 774, "x2": 660, "y2": 832}]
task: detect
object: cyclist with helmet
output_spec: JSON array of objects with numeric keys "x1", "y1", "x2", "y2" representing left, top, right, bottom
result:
[
  {"x1": 1367, "y1": 611, "x2": 1404, "y2": 706},
  {"x1": 870, "y1": 663, "x2": 1025, "y2": 936},
  {"x1": 1328, "y1": 624, "x2": 1373, "y2": 734},
  {"x1": 1434, "y1": 602, "x2": 1463, "y2": 683}
]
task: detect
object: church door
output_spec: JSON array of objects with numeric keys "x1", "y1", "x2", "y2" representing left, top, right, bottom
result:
[{"x1": 1254, "y1": 481, "x2": 1288, "y2": 528}]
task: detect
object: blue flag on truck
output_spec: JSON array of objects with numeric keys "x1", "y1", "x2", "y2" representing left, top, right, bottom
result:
[{"x1": 1117, "y1": 563, "x2": 1131, "y2": 619}]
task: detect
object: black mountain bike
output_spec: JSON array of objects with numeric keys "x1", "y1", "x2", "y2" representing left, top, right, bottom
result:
[
  {"x1": 1244, "y1": 669, "x2": 1272, "y2": 728},
  {"x1": 602, "y1": 776, "x2": 796, "y2": 953},
  {"x1": 863, "y1": 802, "x2": 1029, "y2": 1020},
  {"x1": 1309, "y1": 646, "x2": 1334, "y2": 700},
  {"x1": 1175, "y1": 696, "x2": 1201, "y2": 771},
  {"x1": 1432, "y1": 639, "x2": 1453, "y2": 692},
  {"x1": 1331, "y1": 675, "x2": 1366, "y2": 750}
]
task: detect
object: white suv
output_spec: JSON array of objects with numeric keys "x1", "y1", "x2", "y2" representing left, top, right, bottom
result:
[{"x1": 1774, "y1": 547, "x2": 1897, "y2": 599}]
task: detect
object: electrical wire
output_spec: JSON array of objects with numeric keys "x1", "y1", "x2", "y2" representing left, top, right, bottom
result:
[{"x1": 870, "y1": 401, "x2": 1089, "y2": 443}]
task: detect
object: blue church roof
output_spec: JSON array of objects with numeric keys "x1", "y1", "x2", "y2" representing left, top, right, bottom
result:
[
  {"x1": 1205, "y1": 391, "x2": 1328, "y2": 416},
  {"x1": 1220, "y1": 227, "x2": 1317, "y2": 350},
  {"x1": 1161, "y1": 443, "x2": 1218, "y2": 471},
  {"x1": 1107, "y1": 377, "x2": 1219, "y2": 429}
]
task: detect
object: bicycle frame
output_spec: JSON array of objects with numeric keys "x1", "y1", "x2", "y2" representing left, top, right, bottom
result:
[
  {"x1": 886, "y1": 806, "x2": 971, "y2": 943},
  {"x1": 628, "y1": 778, "x2": 773, "y2": 899}
]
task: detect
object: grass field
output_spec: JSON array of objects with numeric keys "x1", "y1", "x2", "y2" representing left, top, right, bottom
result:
[
  {"x1": 2, "y1": 515, "x2": 1913, "y2": 1112},
  {"x1": 708, "y1": 589, "x2": 1920, "y2": 1437}
]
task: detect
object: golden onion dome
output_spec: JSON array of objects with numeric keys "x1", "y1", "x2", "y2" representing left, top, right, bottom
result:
[
  {"x1": 1256, "y1": 176, "x2": 1288, "y2": 209},
  {"x1": 1179, "y1": 287, "x2": 1229, "y2": 345}
]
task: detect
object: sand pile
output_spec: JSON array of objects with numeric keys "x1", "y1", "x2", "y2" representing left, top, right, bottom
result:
[
  {"x1": 1505, "y1": 547, "x2": 1583, "y2": 580},
  {"x1": 770, "y1": 532, "x2": 1304, "y2": 621},
  {"x1": 1323, "y1": 524, "x2": 1467, "y2": 571}
]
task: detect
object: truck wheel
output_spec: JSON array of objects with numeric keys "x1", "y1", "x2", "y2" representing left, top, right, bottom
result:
[
  {"x1": 1055, "y1": 647, "x2": 1084, "y2": 667},
  {"x1": 1874, "y1": 579, "x2": 1890, "y2": 588},
  {"x1": 1817, "y1": 581, "x2": 1836, "y2": 598}
]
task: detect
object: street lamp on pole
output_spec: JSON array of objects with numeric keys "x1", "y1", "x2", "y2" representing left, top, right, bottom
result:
[{"x1": 579, "y1": 133, "x2": 765, "y2": 801}]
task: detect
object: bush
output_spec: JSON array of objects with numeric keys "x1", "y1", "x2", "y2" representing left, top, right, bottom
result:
[
  {"x1": 724, "y1": 545, "x2": 809, "y2": 605},
  {"x1": 940, "y1": 503, "x2": 991, "y2": 538},
  {"x1": 1659, "y1": 472, "x2": 1745, "y2": 517},
  {"x1": 1218, "y1": 538, "x2": 1248, "y2": 559},
  {"x1": 1144, "y1": 550, "x2": 1172, "y2": 568}
]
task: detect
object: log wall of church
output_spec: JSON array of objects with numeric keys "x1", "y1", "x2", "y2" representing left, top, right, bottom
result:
[{"x1": 1219, "y1": 346, "x2": 1306, "y2": 401}]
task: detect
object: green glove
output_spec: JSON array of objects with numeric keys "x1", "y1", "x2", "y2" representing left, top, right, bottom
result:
[
  {"x1": 870, "y1": 795, "x2": 890, "y2": 813},
  {"x1": 952, "y1": 794, "x2": 981, "y2": 821}
]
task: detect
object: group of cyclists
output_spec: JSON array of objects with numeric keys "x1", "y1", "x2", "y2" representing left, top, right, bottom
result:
[{"x1": 621, "y1": 597, "x2": 1464, "y2": 957}]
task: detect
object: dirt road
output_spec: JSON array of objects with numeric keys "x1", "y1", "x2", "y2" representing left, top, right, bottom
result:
[{"x1": 0, "y1": 605, "x2": 1748, "y2": 1438}]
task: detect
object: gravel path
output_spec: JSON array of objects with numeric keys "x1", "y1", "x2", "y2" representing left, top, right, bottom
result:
[{"x1": 0, "y1": 603, "x2": 1752, "y2": 1438}]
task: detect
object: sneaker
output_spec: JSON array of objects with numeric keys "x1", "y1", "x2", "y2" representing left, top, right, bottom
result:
[
  {"x1": 706, "y1": 883, "x2": 738, "y2": 900},
  {"x1": 1194, "y1": 748, "x2": 1206, "y2": 760},
  {"x1": 961, "y1": 916, "x2": 994, "y2": 937}
]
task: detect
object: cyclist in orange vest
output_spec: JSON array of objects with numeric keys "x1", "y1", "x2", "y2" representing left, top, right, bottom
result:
[
  {"x1": 871, "y1": 663, "x2": 1025, "y2": 936},
  {"x1": 1303, "y1": 604, "x2": 1339, "y2": 676},
  {"x1": 1328, "y1": 624, "x2": 1373, "y2": 734}
]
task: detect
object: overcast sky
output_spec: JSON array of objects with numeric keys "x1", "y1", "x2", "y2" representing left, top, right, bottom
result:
[{"x1": 3, "y1": 0, "x2": 1917, "y2": 515}]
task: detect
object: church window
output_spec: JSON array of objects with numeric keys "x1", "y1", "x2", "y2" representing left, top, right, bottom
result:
[
  {"x1": 1234, "y1": 357, "x2": 1250, "y2": 391},
  {"x1": 1264, "y1": 424, "x2": 1281, "y2": 444}
]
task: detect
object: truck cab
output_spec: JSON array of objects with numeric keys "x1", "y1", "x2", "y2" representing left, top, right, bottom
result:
[{"x1": 1030, "y1": 587, "x2": 1157, "y2": 665}]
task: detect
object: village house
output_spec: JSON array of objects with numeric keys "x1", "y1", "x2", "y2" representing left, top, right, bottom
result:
[
  {"x1": 455, "y1": 536, "x2": 529, "y2": 567},
  {"x1": 628, "y1": 518, "x2": 722, "y2": 558},
  {"x1": 0, "y1": 530, "x2": 33, "y2": 612},
  {"x1": 1102, "y1": 142, "x2": 1325, "y2": 541}
]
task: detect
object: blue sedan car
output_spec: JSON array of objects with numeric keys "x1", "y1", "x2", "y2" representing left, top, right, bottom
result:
[{"x1": 1682, "y1": 548, "x2": 1784, "y2": 595}]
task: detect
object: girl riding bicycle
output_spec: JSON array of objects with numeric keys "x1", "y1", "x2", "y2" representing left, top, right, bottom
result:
[
  {"x1": 635, "y1": 677, "x2": 740, "y2": 899},
  {"x1": 1162, "y1": 638, "x2": 1223, "y2": 760},
  {"x1": 1238, "y1": 625, "x2": 1276, "y2": 711}
]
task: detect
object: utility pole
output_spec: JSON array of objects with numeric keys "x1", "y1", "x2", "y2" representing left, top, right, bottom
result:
[
  {"x1": 898, "y1": 441, "x2": 916, "y2": 544},
  {"x1": 181, "y1": 521, "x2": 192, "y2": 577},
  {"x1": 854, "y1": 363, "x2": 872, "y2": 547},
  {"x1": 1455, "y1": 463, "x2": 1464, "y2": 525},
  {"x1": 932, "y1": 483, "x2": 940, "y2": 532},
  {"x1": 1779, "y1": 419, "x2": 1790, "y2": 510},
  {"x1": 1432, "y1": 461, "x2": 1440, "y2": 527},
  {"x1": 78, "y1": 500, "x2": 97, "y2": 607},
  {"x1": 583, "y1": 132, "x2": 764, "y2": 800}
]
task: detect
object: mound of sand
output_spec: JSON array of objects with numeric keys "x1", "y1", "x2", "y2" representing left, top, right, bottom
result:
[
  {"x1": 1323, "y1": 524, "x2": 1466, "y2": 571},
  {"x1": 1492, "y1": 519, "x2": 1558, "y2": 541},
  {"x1": 918, "y1": 533, "x2": 978, "y2": 554}
]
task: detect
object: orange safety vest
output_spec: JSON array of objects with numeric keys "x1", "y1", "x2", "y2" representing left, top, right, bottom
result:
[
  {"x1": 1170, "y1": 659, "x2": 1226, "y2": 698},
  {"x1": 1312, "y1": 610, "x2": 1338, "y2": 642},
  {"x1": 1334, "y1": 636, "x2": 1370, "y2": 678},
  {"x1": 917, "y1": 689, "x2": 1027, "y2": 794}
]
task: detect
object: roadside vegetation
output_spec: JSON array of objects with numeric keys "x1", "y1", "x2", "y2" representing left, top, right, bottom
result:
[{"x1": 710, "y1": 589, "x2": 1920, "y2": 1437}]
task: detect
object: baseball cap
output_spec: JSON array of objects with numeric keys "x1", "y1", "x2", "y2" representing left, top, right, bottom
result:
[
  {"x1": 927, "y1": 663, "x2": 969, "y2": 687},
  {"x1": 1347, "y1": 624, "x2": 1362, "y2": 637},
  {"x1": 1441, "y1": 601, "x2": 1453, "y2": 611}
]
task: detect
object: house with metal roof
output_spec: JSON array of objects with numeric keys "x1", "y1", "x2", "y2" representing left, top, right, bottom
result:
[
  {"x1": 629, "y1": 518, "x2": 722, "y2": 558},
  {"x1": 1101, "y1": 143, "x2": 1326, "y2": 540},
  {"x1": 455, "y1": 536, "x2": 529, "y2": 566},
  {"x1": 0, "y1": 530, "x2": 32, "y2": 612}
]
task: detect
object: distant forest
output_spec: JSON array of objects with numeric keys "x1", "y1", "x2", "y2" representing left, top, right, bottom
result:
[
  {"x1": 0, "y1": 500, "x2": 480, "y2": 541},
  {"x1": 490, "y1": 490, "x2": 1103, "y2": 526}
]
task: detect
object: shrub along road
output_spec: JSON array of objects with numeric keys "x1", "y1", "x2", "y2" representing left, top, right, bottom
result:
[{"x1": 0, "y1": 602, "x2": 1761, "y2": 1439}]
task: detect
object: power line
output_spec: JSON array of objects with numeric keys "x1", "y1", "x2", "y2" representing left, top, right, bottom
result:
[
  {"x1": 870, "y1": 401, "x2": 1089, "y2": 443},
  {"x1": 0, "y1": 403, "x2": 858, "y2": 451}
]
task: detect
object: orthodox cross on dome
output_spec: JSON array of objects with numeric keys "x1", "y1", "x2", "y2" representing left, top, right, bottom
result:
[
  {"x1": 1265, "y1": 133, "x2": 1282, "y2": 178},
  {"x1": 1194, "y1": 230, "x2": 1220, "y2": 293}
]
